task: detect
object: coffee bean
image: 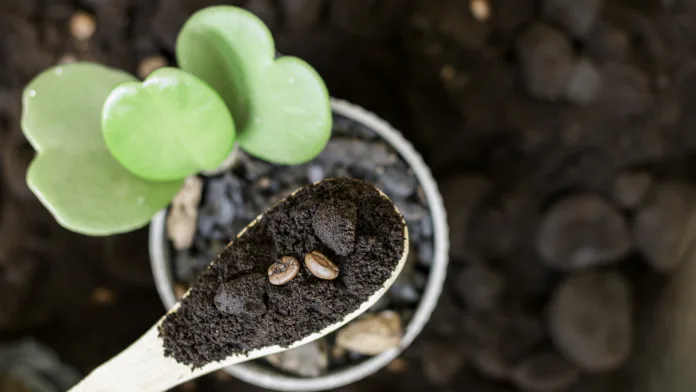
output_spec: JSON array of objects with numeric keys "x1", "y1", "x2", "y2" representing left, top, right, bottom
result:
[
  {"x1": 268, "y1": 256, "x2": 300, "y2": 285},
  {"x1": 305, "y1": 251, "x2": 339, "y2": 280}
]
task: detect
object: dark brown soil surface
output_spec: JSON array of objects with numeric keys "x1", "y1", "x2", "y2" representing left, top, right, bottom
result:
[{"x1": 1, "y1": 0, "x2": 695, "y2": 391}]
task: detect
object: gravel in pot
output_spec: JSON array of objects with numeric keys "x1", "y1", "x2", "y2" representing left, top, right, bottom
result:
[{"x1": 149, "y1": 99, "x2": 449, "y2": 391}]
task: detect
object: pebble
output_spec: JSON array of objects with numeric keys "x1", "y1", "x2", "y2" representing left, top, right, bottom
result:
[
  {"x1": 634, "y1": 181, "x2": 696, "y2": 272},
  {"x1": 174, "y1": 252, "x2": 209, "y2": 283},
  {"x1": 281, "y1": 0, "x2": 323, "y2": 32},
  {"x1": 517, "y1": 23, "x2": 575, "y2": 101},
  {"x1": 377, "y1": 164, "x2": 417, "y2": 199},
  {"x1": 387, "y1": 357, "x2": 409, "y2": 373},
  {"x1": 548, "y1": 271, "x2": 633, "y2": 372},
  {"x1": 307, "y1": 165, "x2": 324, "y2": 183},
  {"x1": 613, "y1": 171, "x2": 653, "y2": 209},
  {"x1": 564, "y1": 57, "x2": 602, "y2": 104},
  {"x1": 511, "y1": 350, "x2": 580, "y2": 392},
  {"x1": 335, "y1": 311, "x2": 403, "y2": 355},
  {"x1": 470, "y1": 349, "x2": 510, "y2": 380},
  {"x1": 417, "y1": 242, "x2": 434, "y2": 266},
  {"x1": 455, "y1": 264, "x2": 505, "y2": 311},
  {"x1": 90, "y1": 287, "x2": 115, "y2": 305},
  {"x1": 137, "y1": 55, "x2": 167, "y2": 79},
  {"x1": 214, "y1": 274, "x2": 267, "y2": 317},
  {"x1": 543, "y1": 0, "x2": 603, "y2": 38},
  {"x1": 239, "y1": 153, "x2": 273, "y2": 180},
  {"x1": 166, "y1": 176, "x2": 203, "y2": 250},
  {"x1": 266, "y1": 340, "x2": 328, "y2": 377},
  {"x1": 598, "y1": 64, "x2": 653, "y2": 118},
  {"x1": 537, "y1": 194, "x2": 632, "y2": 270},
  {"x1": 588, "y1": 23, "x2": 630, "y2": 61},
  {"x1": 319, "y1": 138, "x2": 396, "y2": 170},
  {"x1": 389, "y1": 282, "x2": 420, "y2": 306},
  {"x1": 470, "y1": 0, "x2": 491, "y2": 22},
  {"x1": 312, "y1": 201, "x2": 357, "y2": 256},
  {"x1": 422, "y1": 339, "x2": 466, "y2": 386},
  {"x1": 440, "y1": 175, "x2": 492, "y2": 259},
  {"x1": 69, "y1": 11, "x2": 96, "y2": 41}
]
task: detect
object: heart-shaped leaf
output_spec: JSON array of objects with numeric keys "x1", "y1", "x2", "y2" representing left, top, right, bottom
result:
[
  {"x1": 21, "y1": 62, "x2": 183, "y2": 236},
  {"x1": 102, "y1": 67, "x2": 236, "y2": 181},
  {"x1": 176, "y1": 5, "x2": 332, "y2": 165}
]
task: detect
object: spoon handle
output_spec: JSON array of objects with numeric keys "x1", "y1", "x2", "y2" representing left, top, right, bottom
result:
[{"x1": 67, "y1": 321, "x2": 215, "y2": 392}]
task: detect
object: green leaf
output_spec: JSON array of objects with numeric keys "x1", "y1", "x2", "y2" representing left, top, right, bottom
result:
[
  {"x1": 176, "y1": 5, "x2": 332, "y2": 165},
  {"x1": 27, "y1": 150, "x2": 183, "y2": 236},
  {"x1": 21, "y1": 62, "x2": 183, "y2": 236},
  {"x1": 102, "y1": 67, "x2": 236, "y2": 181}
]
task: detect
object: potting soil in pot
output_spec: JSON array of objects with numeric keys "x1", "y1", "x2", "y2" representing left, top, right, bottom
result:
[
  {"x1": 160, "y1": 178, "x2": 406, "y2": 367},
  {"x1": 169, "y1": 111, "x2": 436, "y2": 375}
]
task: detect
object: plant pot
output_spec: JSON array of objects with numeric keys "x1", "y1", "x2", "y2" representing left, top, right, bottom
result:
[{"x1": 149, "y1": 99, "x2": 449, "y2": 391}]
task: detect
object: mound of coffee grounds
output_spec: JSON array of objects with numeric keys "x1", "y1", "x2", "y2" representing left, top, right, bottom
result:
[{"x1": 159, "y1": 178, "x2": 406, "y2": 367}]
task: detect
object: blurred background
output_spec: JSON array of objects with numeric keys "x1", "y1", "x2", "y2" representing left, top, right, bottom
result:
[{"x1": 2, "y1": 0, "x2": 696, "y2": 391}]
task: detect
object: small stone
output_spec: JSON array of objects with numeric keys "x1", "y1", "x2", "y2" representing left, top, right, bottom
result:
[
  {"x1": 174, "y1": 252, "x2": 209, "y2": 284},
  {"x1": 511, "y1": 350, "x2": 580, "y2": 392},
  {"x1": 268, "y1": 256, "x2": 301, "y2": 285},
  {"x1": 455, "y1": 264, "x2": 505, "y2": 310},
  {"x1": 307, "y1": 165, "x2": 324, "y2": 183},
  {"x1": 589, "y1": 23, "x2": 630, "y2": 61},
  {"x1": 634, "y1": 181, "x2": 696, "y2": 272},
  {"x1": 312, "y1": 201, "x2": 357, "y2": 256},
  {"x1": 440, "y1": 175, "x2": 492, "y2": 259},
  {"x1": 417, "y1": 242, "x2": 435, "y2": 266},
  {"x1": 441, "y1": 65, "x2": 456, "y2": 81},
  {"x1": 470, "y1": 0, "x2": 491, "y2": 21},
  {"x1": 90, "y1": 287, "x2": 115, "y2": 305},
  {"x1": 517, "y1": 24, "x2": 575, "y2": 101},
  {"x1": 389, "y1": 282, "x2": 419, "y2": 305},
  {"x1": 598, "y1": 64, "x2": 653, "y2": 117},
  {"x1": 214, "y1": 274, "x2": 267, "y2": 317},
  {"x1": 138, "y1": 55, "x2": 167, "y2": 79},
  {"x1": 281, "y1": 0, "x2": 323, "y2": 32},
  {"x1": 331, "y1": 344, "x2": 346, "y2": 361},
  {"x1": 538, "y1": 194, "x2": 632, "y2": 270},
  {"x1": 377, "y1": 164, "x2": 417, "y2": 199},
  {"x1": 613, "y1": 171, "x2": 653, "y2": 209},
  {"x1": 369, "y1": 294, "x2": 391, "y2": 312},
  {"x1": 319, "y1": 138, "x2": 396, "y2": 169},
  {"x1": 69, "y1": 11, "x2": 96, "y2": 41},
  {"x1": 470, "y1": 349, "x2": 510, "y2": 380},
  {"x1": 58, "y1": 54, "x2": 77, "y2": 64},
  {"x1": 548, "y1": 271, "x2": 633, "y2": 372},
  {"x1": 166, "y1": 176, "x2": 203, "y2": 250},
  {"x1": 266, "y1": 340, "x2": 328, "y2": 377},
  {"x1": 423, "y1": 339, "x2": 466, "y2": 386},
  {"x1": 336, "y1": 311, "x2": 403, "y2": 355},
  {"x1": 565, "y1": 58, "x2": 602, "y2": 104},
  {"x1": 305, "y1": 251, "x2": 340, "y2": 280},
  {"x1": 213, "y1": 370, "x2": 233, "y2": 382},
  {"x1": 239, "y1": 153, "x2": 273, "y2": 180},
  {"x1": 387, "y1": 357, "x2": 409, "y2": 373},
  {"x1": 543, "y1": 0, "x2": 603, "y2": 38},
  {"x1": 174, "y1": 283, "x2": 188, "y2": 300}
]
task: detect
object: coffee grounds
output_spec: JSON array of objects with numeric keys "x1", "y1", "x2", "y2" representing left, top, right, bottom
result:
[{"x1": 159, "y1": 178, "x2": 406, "y2": 367}]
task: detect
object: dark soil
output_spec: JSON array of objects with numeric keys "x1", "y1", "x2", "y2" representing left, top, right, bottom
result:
[
  {"x1": 160, "y1": 179, "x2": 405, "y2": 367},
  {"x1": 2, "y1": 0, "x2": 696, "y2": 392}
]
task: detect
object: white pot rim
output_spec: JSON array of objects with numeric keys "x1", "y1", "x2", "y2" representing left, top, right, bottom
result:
[{"x1": 149, "y1": 98, "x2": 450, "y2": 391}]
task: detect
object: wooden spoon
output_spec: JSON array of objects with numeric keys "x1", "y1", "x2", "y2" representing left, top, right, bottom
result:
[{"x1": 68, "y1": 180, "x2": 409, "y2": 392}]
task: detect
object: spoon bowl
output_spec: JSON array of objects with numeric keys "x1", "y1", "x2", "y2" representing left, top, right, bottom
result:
[{"x1": 68, "y1": 179, "x2": 409, "y2": 392}]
